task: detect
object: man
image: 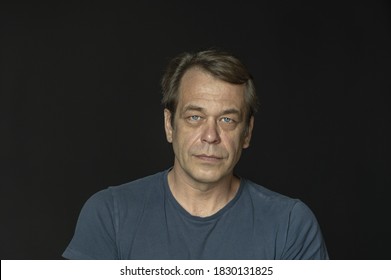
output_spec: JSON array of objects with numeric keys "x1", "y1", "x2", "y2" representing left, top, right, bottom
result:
[{"x1": 63, "y1": 49, "x2": 329, "y2": 259}]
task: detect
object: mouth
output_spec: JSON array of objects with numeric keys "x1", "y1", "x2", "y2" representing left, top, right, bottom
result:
[{"x1": 194, "y1": 154, "x2": 223, "y2": 162}]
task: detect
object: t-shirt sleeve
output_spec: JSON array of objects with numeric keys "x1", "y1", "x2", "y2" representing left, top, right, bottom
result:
[
  {"x1": 281, "y1": 200, "x2": 329, "y2": 260},
  {"x1": 62, "y1": 189, "x2": 119, "y2": 259}
]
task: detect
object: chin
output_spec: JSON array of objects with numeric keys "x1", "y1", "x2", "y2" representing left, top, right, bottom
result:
[{"x1": 189, "y1": 168, "x2": 228, "y2": 184}]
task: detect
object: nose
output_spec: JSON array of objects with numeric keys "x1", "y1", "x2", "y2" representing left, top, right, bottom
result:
[{"x1": 201, "y1": 119, "x2": 221, "y2": 144}]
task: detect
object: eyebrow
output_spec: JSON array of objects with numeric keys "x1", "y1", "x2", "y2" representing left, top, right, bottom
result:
[
  {"x1": 182, "y1": 105, "x2": 204, "y2": 113},
  {"x1": 182, "y1": 105, "x2": 241, "y2": 116},
  {"x1": 220, "y1": 108, "x2": 241, "y2": 116}
]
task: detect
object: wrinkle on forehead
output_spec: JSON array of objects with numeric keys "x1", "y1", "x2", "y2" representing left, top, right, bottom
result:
[{"x1": 178, "y1": 68, "x2": 246, "y2": 117}]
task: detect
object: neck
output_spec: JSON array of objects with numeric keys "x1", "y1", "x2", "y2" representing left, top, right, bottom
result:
[{"x1": 167, "y1": 167, "x2": 240, "y2": 217}]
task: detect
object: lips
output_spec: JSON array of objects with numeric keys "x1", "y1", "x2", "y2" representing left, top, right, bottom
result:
[{"x1": 194, "y1": 154, "x2": 223, "y2": 162}]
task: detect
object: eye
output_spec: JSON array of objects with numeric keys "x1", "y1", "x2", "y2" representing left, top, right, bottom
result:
[
  {"x1": 189, "y1": 115, "x2": 202, "y2": 121},
  {"x1": 221, "y1": 117, "x2": 234, "y2": 123}
]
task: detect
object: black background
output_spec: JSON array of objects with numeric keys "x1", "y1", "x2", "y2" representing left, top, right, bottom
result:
[{"x1": 1, "y1": 1, "x2": 390, "y2": 259}]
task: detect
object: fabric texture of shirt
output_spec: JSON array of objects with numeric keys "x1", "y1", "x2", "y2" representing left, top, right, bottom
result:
[{"x1": 63, "y1": 169, "x2": 329, "y2": 259}]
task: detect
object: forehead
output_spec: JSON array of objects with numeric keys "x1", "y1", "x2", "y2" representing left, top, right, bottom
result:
[{"x1": 177, "y1": 68, "x2": 246, "y2": 112}]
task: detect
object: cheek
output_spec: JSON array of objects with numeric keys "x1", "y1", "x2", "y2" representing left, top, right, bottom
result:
[
  {"x1": 222, "y1": 134, "x2": 245, "y2": 156},
  {"x1": 180, "y1": 124, "x2": 201, "y2": 139},
  {"x1": 173, "y1": 129, "x2": 199, "y2": 152}
]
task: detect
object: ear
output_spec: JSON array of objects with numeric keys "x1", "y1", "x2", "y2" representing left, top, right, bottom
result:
[
  {"x1": 242, "y1": 116, "x2": 254, "y2": 149},
  {"x1": 164, "y1": 109, "x2": 174, "y2": 143}
]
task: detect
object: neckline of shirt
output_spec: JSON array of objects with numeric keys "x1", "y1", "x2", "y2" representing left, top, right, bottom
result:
[{"x1": 162, "y1": 168, "x2": 245, "y2": 222}]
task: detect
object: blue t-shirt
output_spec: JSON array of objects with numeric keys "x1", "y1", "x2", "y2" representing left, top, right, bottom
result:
[{"x1": 63, "y1": 169, "x2": 329, "y2": 259}]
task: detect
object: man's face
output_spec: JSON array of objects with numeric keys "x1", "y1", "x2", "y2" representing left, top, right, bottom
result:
[{"x1": 164, "y1": 68, "x2": 254, "y2": 186}]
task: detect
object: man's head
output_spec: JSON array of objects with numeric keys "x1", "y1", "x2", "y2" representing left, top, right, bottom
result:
[
  {"x1": 161, "y1": 49, "x2": 259, "y2": 186},
  {"x1": 161, "y1": 49, "x2": 259, "y2": 128}
]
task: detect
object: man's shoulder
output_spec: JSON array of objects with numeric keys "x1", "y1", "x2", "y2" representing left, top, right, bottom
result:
[
  {"x1": 100, "y1": 169, "x2": 168, "y2": 203},
  {"x1": 241, "y1": 178, "x2": 300, "y2": 210},
  {"x1": 110, "y1": 169, "x2": 167, "y2": 192},
  {"x1": 84, "y1": 169, "x2": 168, "y2": 213},
  {"x1": 241, "y1": 178, "x2": 321, "y2": 225},
  {"x1": 243, "y1": 178, "x2": 294, "y2": 199}
]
